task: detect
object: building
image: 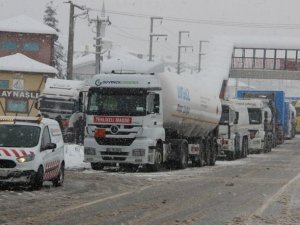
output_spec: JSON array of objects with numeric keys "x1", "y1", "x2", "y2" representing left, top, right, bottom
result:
[
  {"x1": 0, "y1": 53, "x2": 57, "y2": 116},
  {"x1": 0, "y1": 15, "x2": 57, "y2": 66},
  {"x1": 0, "y1": 15, "x2": 58, "y2": 116}
]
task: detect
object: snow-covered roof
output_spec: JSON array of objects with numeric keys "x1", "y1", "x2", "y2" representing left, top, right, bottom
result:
[
  {"x1": 0, "y1": 15, "x2": 57, "y2": 36},
  {"x1": 0, "y1": 53, "x2": 58, "y2": 74},
  {"x1": 45, "y1": 78, "x2": 85, "y2": 90}
]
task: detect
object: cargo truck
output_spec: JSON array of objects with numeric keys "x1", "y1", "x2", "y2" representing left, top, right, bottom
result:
[
  {"x1": 36, "y1": 78, "x2": 86, "y2": 141},
  {"x1": 217, "y1": 99, "x2": 250, "y2": 160},
  {"x1": 284, "y1": 101, "x2": 296, "y2": 139},
  {"x1": 237, "y1": 90, "x2": 285, "y2": 146},
  {"x1": 82, "y1": 72, "x2": 223, "y2": 171},
  {"x1": 293, "y1": 100, "x2": 300, "y2": 133}
]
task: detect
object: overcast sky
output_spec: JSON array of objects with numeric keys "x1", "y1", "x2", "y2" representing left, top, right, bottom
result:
[{"x1": 1, "y1": 0, "x2": 300, "y2": 64}]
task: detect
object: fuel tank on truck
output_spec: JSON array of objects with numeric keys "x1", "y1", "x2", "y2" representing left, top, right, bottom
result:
[{"x1": 159, "y1": 70, "x2": 222, "y2": 137}]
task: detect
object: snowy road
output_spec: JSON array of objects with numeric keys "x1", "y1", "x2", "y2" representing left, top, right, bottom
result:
[{"x1": 1, "y1": 137, "x2": 300, "y2": 225}]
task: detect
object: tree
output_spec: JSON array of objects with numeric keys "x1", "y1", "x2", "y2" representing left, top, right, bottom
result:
[{"x1": 43, "y1": 1, "x2": 66, "y2": 78}]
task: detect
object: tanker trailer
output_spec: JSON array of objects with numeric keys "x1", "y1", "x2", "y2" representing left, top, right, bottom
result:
[{"x1": 83, "y1": 71, "x2": 222, "y2": 171}]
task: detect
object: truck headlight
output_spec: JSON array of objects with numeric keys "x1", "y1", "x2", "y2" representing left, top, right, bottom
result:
[
  {"x1": 17, "y1": 154, "x2": 35, "y2": 163},
  {"x1": 84, "y1": 147, "x2": 96, "y2": 155},
  {"x1": 132, "y1": 149, "x2": 145, "y2": 156}
]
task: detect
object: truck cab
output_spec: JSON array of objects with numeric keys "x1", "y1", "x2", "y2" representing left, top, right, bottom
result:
[
  {"x1": 83, "y1": 74, "x2": 164, "y2": 170},
  {"x1": 230, "y1": 98, "x2": 273, "y2": 153},
  {"x1": 36, "y1": 78, "x2": 87, "y2": 141},
  {"x1": 218, "y1": 100, "x2": 250, "y2": 160},
  {"x1": 0, "y1": 116, "x2": 65, "y2": 189}
]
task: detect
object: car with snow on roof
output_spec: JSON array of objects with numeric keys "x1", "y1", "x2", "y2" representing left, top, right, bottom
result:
[{"x1": 0, "y1": 116, "x2": 64, "y2": 189}]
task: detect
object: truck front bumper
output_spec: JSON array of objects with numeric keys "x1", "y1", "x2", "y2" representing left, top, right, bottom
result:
[
  {"x1": 249, "y1": 138, "x2": 264, "y2": 152},
  {"x1": 84, "y1": 137, "x2": 156, "y2": 165}
]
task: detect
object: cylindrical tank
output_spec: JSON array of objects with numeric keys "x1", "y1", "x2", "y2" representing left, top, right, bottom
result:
[{"x1": 159, "y1": 71, "x2": 222, "y2": 137}]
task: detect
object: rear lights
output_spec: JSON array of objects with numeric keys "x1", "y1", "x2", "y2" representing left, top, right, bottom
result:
[{"x1": 94, "y1": 128, "x2": 106, "y2": 138}]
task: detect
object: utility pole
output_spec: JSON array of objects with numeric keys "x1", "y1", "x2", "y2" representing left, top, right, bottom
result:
[
  {"x1": 65, "y1": 1, "x2": 85, "y2": 80},
  {"x1": 198, "y1": 40, "x2": 209, "y2": 72},
  {"x1": 148, "y1": 17, "x2": 167, "y2": 61},
  {"x1": 91, "y1": 2, "x2": 111, "y2": 74},
  {"x1": 177, "y1": 31, "x2": 193, "y2": 74}
]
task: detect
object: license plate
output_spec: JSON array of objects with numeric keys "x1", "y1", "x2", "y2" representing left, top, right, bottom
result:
[{"x1": 106, "y1": 148, "x2": 122, "y2": 152}]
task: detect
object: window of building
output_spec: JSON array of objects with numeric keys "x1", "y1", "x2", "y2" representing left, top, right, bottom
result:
[
  {"x1": 0, "y1": 80, "x2": 9, "y2": 89},
  {"x1": 0, "y1": 41, "x2": 17, "y2": 50},
  {"x1": 6, "y1": 99, "x2": 28, "y2": 113},
  {"x1": 23, "y1": 42, "x2": 39, "y2": 52}
]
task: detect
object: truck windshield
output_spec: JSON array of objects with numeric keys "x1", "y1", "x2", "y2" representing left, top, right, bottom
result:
[
  {"x1": 0, "y1": 125, "x2": 41, "y2": 147},
  {"x1": 87, "y1": 88, "x2": 147, "y2": 116},
  {"x1": 220, "y1": 105, "x2": 229, "y2": 125},
  {"x1": 248, "y1": 108, "x2": 262, "y2": 124},
  {"x1": 40, "y1": 99, "x2": 76, "y2": 112}
]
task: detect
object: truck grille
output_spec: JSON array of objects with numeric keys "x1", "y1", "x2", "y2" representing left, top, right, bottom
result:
[
  {"x1": 95, "y1": 138, "x2": 135, "y2": 146},
  {"x1": 0, "y1": 160, "x2": 16, "y2": 168},
  {"x1": 102, "y1": 157, "x2": 126, "y2": 161},
  {"x1": 101, "y1": 152, "x2": 128, "y2": 156}
]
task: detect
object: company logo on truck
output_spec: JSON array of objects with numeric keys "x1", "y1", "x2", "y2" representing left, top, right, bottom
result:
[
  {"x1": 177, "y1": 86, "x2": 190, "y2": 101},
  {"x1": 95, "y1": 79, "x2": 139, "y2": 86},
  {"x1": 94, "y1": 116, "x2": 132, "y2": 124}
]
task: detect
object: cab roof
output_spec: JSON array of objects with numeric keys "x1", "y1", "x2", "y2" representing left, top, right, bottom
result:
[{"x1": 0, "y1": 116, "x2": 58, "y2": 126}]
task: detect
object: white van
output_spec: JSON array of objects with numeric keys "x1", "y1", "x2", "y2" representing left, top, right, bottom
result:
[{"x1": 0, "y1": 116, "x2": 65, "y2": 189}]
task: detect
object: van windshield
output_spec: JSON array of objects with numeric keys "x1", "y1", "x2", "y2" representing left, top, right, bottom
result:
[{"x1": 0, "y1": 125, "x2": 41, "y2": 147}]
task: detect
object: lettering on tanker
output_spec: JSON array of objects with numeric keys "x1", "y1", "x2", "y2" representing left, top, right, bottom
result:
[
  {"x1": 177, "y1": 86, "x2": 190, "y2": 101},
  {"x1": 176, "y1": 104, "x2": 190, "y2": 114}
]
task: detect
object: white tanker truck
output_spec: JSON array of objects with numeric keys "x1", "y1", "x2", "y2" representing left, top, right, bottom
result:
[
  {"x1": 81, "y1": 37, "x2": 234, "y2": 171},
  {"x1": 81, "y1": 71, "x2": 223, "y2": 171}
]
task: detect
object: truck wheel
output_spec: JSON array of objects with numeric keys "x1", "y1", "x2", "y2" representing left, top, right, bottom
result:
[
  {"x1": 30, "y1": 166, "x2": 44, "y2": 190},
  {"x1": 226, "y1": 151, "x2": 235, "y2": 161},
  {"x1": 147, "y1": 143, "x2": 163, "y2": 172},
  {"x1": 91, "y1": 162, "x2": 104, "y2": 170},
  {"x1": 234, "y1": 136, "x2": 241, "y2": 159},
  {"x1": 192, "y1": 139, "x2": 204, "y2": 167},
  {"x1": 209, "y1": 138, "x2": 217, "y2": 166},
  {"x1": 241, "y1": 138, "x2": 248, "y2": 158},
  {"x1": 52, "y1": 163, "x2": 65, "y2": 187},
  {"x1": 178, "y1": 141, "x2": 188, "y2": 169}
]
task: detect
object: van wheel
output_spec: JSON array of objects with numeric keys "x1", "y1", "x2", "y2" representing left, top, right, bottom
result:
[
  {"x1": 30, "y1": 166, "x2": 44, "y2": 190},
  {"x1": 53, "y1": 163, "x2": 65, "y2": 187}
]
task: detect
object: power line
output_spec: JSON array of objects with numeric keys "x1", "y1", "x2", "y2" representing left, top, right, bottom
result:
[{"x1": 88, "y1": 8, "x2": 300, "y2": 29}]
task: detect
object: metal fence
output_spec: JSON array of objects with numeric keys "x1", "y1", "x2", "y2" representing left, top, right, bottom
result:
[{"x1": 231, "y1": 48, "x2": 300, "y2": 71}]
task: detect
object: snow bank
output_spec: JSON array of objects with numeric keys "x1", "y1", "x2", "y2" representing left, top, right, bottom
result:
[{"x1": 64, "y1": 144, "x2": 90, "y2": 169}]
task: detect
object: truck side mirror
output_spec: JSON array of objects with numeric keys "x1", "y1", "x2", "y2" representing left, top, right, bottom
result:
[{"x1": 34, "y1": 100, "x2": 40, "y2": 110}]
